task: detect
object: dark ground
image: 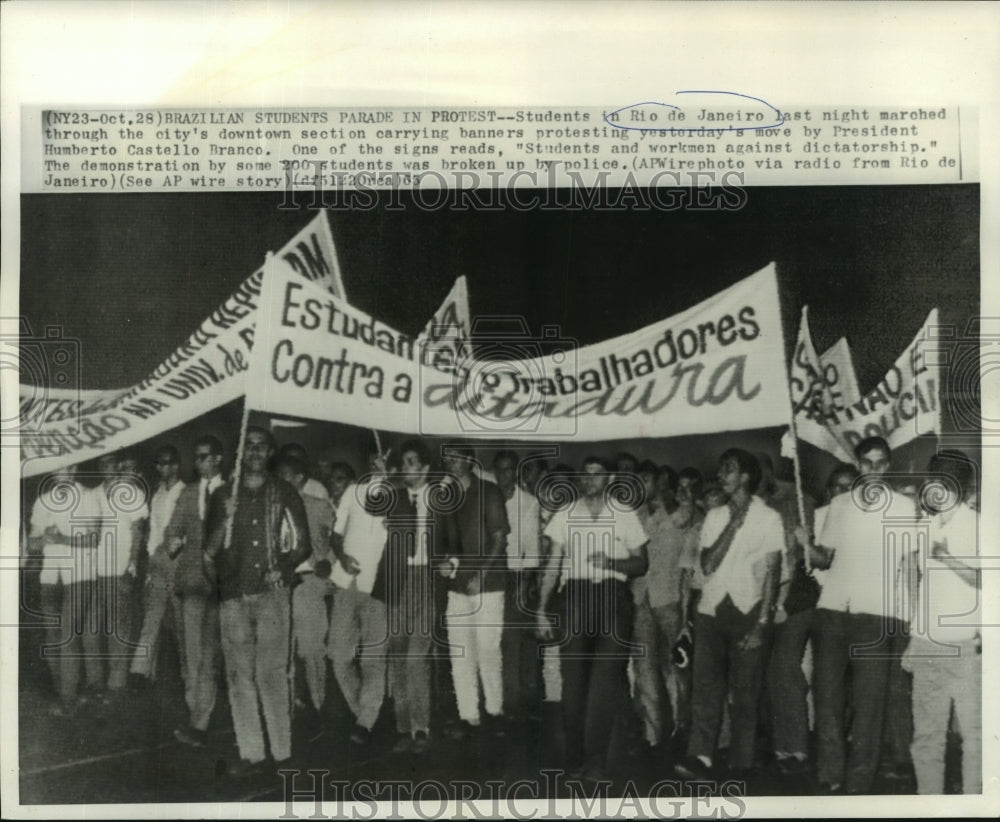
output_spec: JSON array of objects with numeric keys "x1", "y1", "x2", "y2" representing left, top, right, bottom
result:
[{"x1": 18, "y1": 575, "x2": 961, "y2": 806}]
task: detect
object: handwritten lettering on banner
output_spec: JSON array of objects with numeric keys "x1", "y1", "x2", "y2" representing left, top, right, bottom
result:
[
  {"x1": 789, "y1": 307, "x2": 856, "y2": 462},
  {"x1": 828, "y1": 309, "x2": 940, "y2": 451},
  {"x1": 250, "y1": 263, "x2": 791, "y2": 441},
  {"x1": 789, "y1": 307, "x2": 939, "y2": 460},
  {"x1": 20, "y1": 212, "x2": 341, "y2": 477},
  {"x1": 820, "y1": 337, "x2": 861, "y2": 407}
]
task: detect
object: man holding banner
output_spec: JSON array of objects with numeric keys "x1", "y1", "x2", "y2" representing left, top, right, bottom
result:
[{"x1": 204, "y1": 425, "x2": 311, "y2": 774}]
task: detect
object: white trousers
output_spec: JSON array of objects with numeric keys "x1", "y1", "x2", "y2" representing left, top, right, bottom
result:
[{"x1": 445, "y1": 590, "x2": 504, "y2": 724}]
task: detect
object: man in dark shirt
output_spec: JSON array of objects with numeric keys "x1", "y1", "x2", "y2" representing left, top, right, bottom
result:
[
  {"x1": 205, "y1": 426, "x2": 311, "y2": 774},
  {"x1": 436, "y1": 444, "x2": 509, "y2": 739}
]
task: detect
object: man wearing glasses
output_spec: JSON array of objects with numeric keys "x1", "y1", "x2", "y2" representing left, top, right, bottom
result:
[
  {"x1": 166, "y1": 435, "x2": 227, "y2": 748},
  {"x1": 129, "y1": 445, "x2": 186, "y2": 689}
]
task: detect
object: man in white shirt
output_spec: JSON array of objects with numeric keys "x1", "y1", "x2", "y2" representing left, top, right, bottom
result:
[
  {"x1": 329, "y1": 450, "x2": 389, "y2": 747},
  {"x1": 130, "y1": 445, "x2": 185, "y2": 685},
  {"x1": 807, "y1": 436, "x2": 919, "y2": 794},
  {"x1": 167, "y1": 435, "x2": 226, "y2": 748},
  {"x1": 277, "y1": 452, "x2": 336, "y2": 717},
  {"x1": 27, "y1": 465, "x2": 102, "y2": 714},
  {"x1": 537, "y1": 456, "x2": 648, "y2": 782},
  {"x1": 494, "y1": 450, "x2": 544, "y2": 723},
  {"x1": 93, "y1": 451, "x2": 149, "y2": 694},
  {"x1": 904, "y1": 450, "x2": 981, "y2": 794},
  {"x1": 277, "y1": 442, "x2": 330, "y2": 502},
  {"x1": 675, "y1": 449, "x2": 783, "y2": 780}
]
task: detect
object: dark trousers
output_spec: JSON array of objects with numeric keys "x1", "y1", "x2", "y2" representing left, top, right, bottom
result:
[
  {"x1": 813, "y1": 608, "x2": 893, "y2": 792},
  {"x1": 881, "y1": 623, "x2": 914, "y2": 771},
  {"x1": 766, "y1": 607, "x2": 814, "y2": 756},
  {"x1": 502, "y1": 569, "x2": 542, "y2": 718},
  {"x1": 560, "y1": 579, "x2": 634, "y2": 771},
  {"x1": 687, "y1": 596, "x2": 769, "y2": 770},
  {"x1": 388, "y1": 564, "x2": 434, "y2": 736}
]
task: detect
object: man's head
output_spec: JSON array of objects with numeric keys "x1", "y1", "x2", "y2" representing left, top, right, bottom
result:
[
  {"x1": 493, "y1": 449, "x2": 520, "y2": 498},
  {"x1": 278, "y1": 442, "x2": 308, "y2": 463},
  {"x1": 825, "y1": 462, "x2": 860, "y2": 502},
  {"x1": 97, "y1": 453, "x2": 119, "y2": 482},
  {"x1": 655, "y1": 464, "x2": 678, "y2": 507},
  {"x1": 854, "y1": 436, "x2": 891, "y2": 478},
  {"x1": 756, "y1": 452, "x2": 776, "y2": 494},
  {"x1": 152, "y1": 445, "x2": 180, "y2": 484},
  {"x1": 118, "y1": 451, "x2": 141, "y2": 477},
  {"x1": 925, "y1": 450, "x2": 974, "y2": 514},
  {"x1": 677, "y1": 467, "x2": 703, "y2": 507},
  {"x1": 243, "y1": 426, "x2": 276, "y2": 474},
  {"x1": 399, "y1": 438, "x2": 431, "y2": 490},
  {"x1": 637, "y1": 459, "x2": 659, "y2": 502},
  {"x1": 580, "y1": 455, "x2": 612, "y2": 500},
  {"x1": 614, "y1": 452, "x2": 639, "y2": 477},
  {"x1": 193, "y1": 435, "x2": 224, "y2": 481},
  {"x1": 717, "y1": 448, "x2": 761, "y2": 498},
  {"x1": 275, "y1": 454, "x2": 308, "y2": 489},
  {"x1": 519, "y1": 457, "x2": 548, "y2": 495},
  {"x1": 326, "y1": 461, "x2": 356, "y2": 502},
  {"x1": 315, "y1": 449, "x2": 338, "y2": 484},
  {"x1": 442, "y1": 443, "x2": 475, "y2": 480}
]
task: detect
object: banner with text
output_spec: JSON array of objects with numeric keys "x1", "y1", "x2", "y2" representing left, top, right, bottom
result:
[
  {"x1": 20, "y1": 211, "x2": 343, "y2": 477},
  {"x1": 827, "y1": 309, "x2": 941, "y2": 452},
  {"x1": 786, "y1": 307, "x2": 939, "y2": 461},
  {"x1": 820, "y1": 337, "x2": 861, "y2": 407},
  {"x1": 249, "y1": 263, "x2": 792, "y2": 440}
]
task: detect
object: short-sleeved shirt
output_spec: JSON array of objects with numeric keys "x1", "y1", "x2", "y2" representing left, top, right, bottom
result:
[
  {"x1": 921, "y1": 503, "x2": 980, "y2": 643},
  {"x1": 698, "y1": 497, "x2": 783, "y2": 616},
  {"x1": 817, "y1": 487, "x2": 919, "y2": 617},
  {"x1": 504, "y1": 487, "x2": 542, "y2": 571},
  {"x1": 544, "y1": 498, "x2": 648, "y2": 584},
  {"x1": 93, "y1": 481, "x2": 149, "y2": 578},
  {"x1": 634, "y1": 505, "x2": 702, "y2": 608},
  {"x1": 331, "y1": 481, "x2": 387, "y2": 594},
  {"x1": 30, "y1": 481, "x2": 101, "y2": 584},
  {"x1": 440, "y1": 477, "x2": 510, "y2": 594}
]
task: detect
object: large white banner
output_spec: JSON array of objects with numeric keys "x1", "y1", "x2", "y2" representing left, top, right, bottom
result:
[
  {"x1": 788, "y1": 306, "x2": 940, "y2": 461},
  {"x1": 19, "y1": 212, "x2": 342, "y2": 477},
  {"x1": 248, "y1": 263, "x2": 792, "y2": 441}
]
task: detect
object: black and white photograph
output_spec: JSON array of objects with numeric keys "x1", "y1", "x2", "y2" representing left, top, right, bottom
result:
[
  {"x1": 3, "y1": 3, "x2": 998, "y2": 819},
  {"x1": 12, "y1": 183, "x2": 982, "y2": 809}
]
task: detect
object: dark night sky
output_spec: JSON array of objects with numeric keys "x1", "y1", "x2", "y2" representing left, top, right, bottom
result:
[{"x1": 19, "y1": 185, "x2": 979, "y2": 495}]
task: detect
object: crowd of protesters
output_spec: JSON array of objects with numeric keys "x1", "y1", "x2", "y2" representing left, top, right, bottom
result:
[{"x1": 24, "y1": 431, "x2": 982, "y2": 794}]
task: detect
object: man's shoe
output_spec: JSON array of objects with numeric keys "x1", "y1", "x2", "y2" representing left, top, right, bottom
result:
[
  {"x1": 412, "y1": 730, "x2": 431, "y2": 755},
  {"x1": 227, "y1": 758, "x2": 266, "y2": 778},
  {"x1": 484, "y1": 713, "x2": 508, "y2": 738},
  {"x1": 391, "y1": 734, "x2": 413, "y2": 754},
  {"x1": 674, "y1": 755, "x2": 712, "y2": 779},
  {"x1": 174, "y1": 726, "x2": 207, "y2": 748},
  {"x1": 127, "y1": 673, "x2": 150, "y2": 693},
  {"x1": 349, "y1": 725, "x2": 372, "y2": 746},
  {"x1": 817, "y1": 782, "x2": 844, "y2": 795},
  {"x1": 444, "y1": 720, "x2": 479, "y2": 742},
  {"x1": 776, "y1": 754, "x2": 809, "y2": 776}
]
